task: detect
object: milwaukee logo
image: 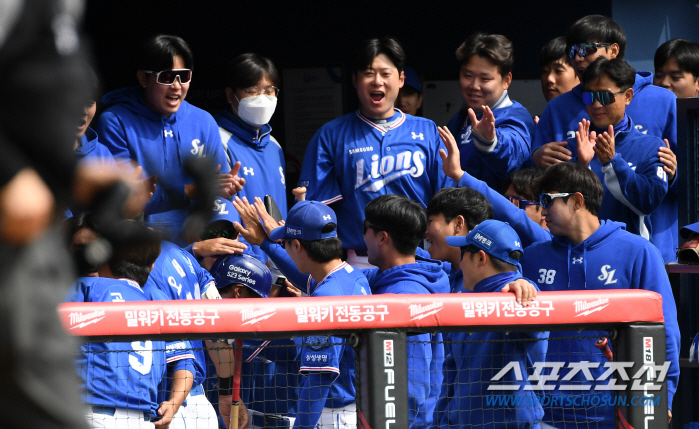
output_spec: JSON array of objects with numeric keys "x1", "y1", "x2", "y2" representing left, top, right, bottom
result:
[
  {"x1": 69, "y1": 310, "x2": 106, "y2": 329},
  {"x1": 241, "y1": 307, "x2": 276, "y2": 325},
  {"x1": 409, "y1": 301, "x2": 444, "y2": 320},
  {"x1": 573, "y1": 298, "x2": 610, "y2": 317}
]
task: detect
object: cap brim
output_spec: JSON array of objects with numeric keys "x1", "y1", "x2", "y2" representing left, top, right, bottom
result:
[
  {"x1": 446, "y1": 235, "x2": 469, "y2": 248},
  {"x1": 681, "y1": 222, "x2": 699, "y2": 239},
  {"x1": 269, "y1": 225, "x2": 286, "y2": 242}
]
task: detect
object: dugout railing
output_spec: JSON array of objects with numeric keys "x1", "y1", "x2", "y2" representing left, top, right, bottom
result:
[{"x1": 59, "y1": 289, "x2": 668, "y2": 429}]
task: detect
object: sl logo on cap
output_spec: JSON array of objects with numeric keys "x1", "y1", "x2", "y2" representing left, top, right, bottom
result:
[{"x1": 323, "y1": 215, "x2": 331, "y2": 221}]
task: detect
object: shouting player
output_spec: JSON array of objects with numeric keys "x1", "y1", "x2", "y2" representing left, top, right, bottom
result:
[{"x1": 298, "y1": 36, "x2": 451, "y2": 268}]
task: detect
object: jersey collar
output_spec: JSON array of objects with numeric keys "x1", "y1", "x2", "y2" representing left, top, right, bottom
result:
[
  {"x1": 307, "y1": 261, "x2": 348, "y2": 295},
  {"x1": 356, "y1": 109, "x2": 406, "y2": 134}
]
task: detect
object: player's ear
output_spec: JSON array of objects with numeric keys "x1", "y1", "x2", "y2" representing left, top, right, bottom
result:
[
  {"x1": 453, "y1": 215, "x2": 466, "y2": 235},
  {"x1": 502, "y1": 72, "x2": 513, "y2": 90},
  {"x1": 608, "y1": 43, "x2": 620, "y2": 59},
  {"x1": 573, "y1": 192, "x2": 586, "y2": 210},
  {"x1": 478, "y1": 250, "x2": 488, "y2": 267},
  {"x1": 225, "y1": 87, "x2": 236, "y2": 104},
  {"x1": 399, "y1": 70, "x2": 405, "y2": 88},
  {"x1": 137, "y1": 70, "x2": 147, "y2": 88},
  {"x1": 623, "y1": 87, "x2": 633, "y2": 105}
]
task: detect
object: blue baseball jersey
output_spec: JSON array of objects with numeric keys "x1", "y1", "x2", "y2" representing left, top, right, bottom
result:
[
  {"x1": 298, "y1": 109, "x2": 453, "y2": 250},
  {"x1": 363, "y1": 256, "x2": 450, "y2": 429},
  {"x1": 76, "y1": 278, "x2": 194, "y2": 417},
  {"x1": 446, "y1": 92, "x2": 535, "y2": 192},
  {"x1": 438, "y1": 271, "x2": 547, "y2": 429},
  {"x1": 295, "y1": 261, "x2": 370, "y2": 429},
  {"x1": 95, "y1": 87, "x2": 230, "y2": 241},
  {"x1": 238, "y1": 338, "x2": 300, "y2": 418},
  {"x1": 144, "y1": 241, "x2": 218, "y2": 386},
  {"x1": 214, "y1": 110, "x2": 287, "y2": 263},
  {"x1": 584, "y1": 117, "x2": 668, "y2": 245},
  {"x1": 533, "y1": 73, "x2": 678, "y2": 262},
  {"x1": 520, "y1": 220, "x2": 680, "y2": 428}
]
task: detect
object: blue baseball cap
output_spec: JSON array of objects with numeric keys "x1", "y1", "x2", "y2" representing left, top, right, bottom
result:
[
  {"x1": 681, "y1": 222, "x2": 699, "y2": 239},
  {"x1": 403, "y1": 66, "x2": 422, "y2": 94},
  {"x1": 445, "y1": 219, "x2": 523, "y2": 265},
  {"x1": 269, "y1": 201, "x2": 337, "y2": 242},
  {"x1": 209, "y1": 198, "x2": 241, "y2": 225},
  {"x1": 210, "y1": 253, "x2": 272, "y2": 298}
]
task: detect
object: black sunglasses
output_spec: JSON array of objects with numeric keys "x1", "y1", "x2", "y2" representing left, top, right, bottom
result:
[
  {"x1": 200, "y1": 228, "x2": 238, "y2": 241},
  {"x1": 460, "y1": 245, "x2": 481, "y2": 259},
  {"x1": 568, "y1": 43, "x2": 612, "y2": 59},
  {"x1": 363, "y1": 220, "x2": 385, "y2": 235},
  {"x1": 507, "y1": 195, "x2": 541, "y2": 210}
]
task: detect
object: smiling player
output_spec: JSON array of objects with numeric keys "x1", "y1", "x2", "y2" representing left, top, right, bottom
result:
[
  {"x1": 298, "y1": 37, "x2": 451, "y2": 267},
  {"x1": 446, "y1": 32, "x2": 535, "y2": 192}
]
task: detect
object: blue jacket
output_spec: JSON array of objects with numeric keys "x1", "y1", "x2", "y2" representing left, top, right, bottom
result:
[
  {"x1": 214, "y1": 110, "x2": 287, "y2": 262},
  {"x1": 75, "y1": 127, "x2": 117, "y2": 170},
  {"x1": 363, "y1": 256, "x2": 450, "y2": 429},
  {"x1": 95, "y1": 87, "x2": 230, "y2": 240},
  {"x1": 520, "y1": 220, "x2": 680, "y2": 427},
  {"x1": 584, "y1": 116, "x2": 668, "y2": 246},
  {"x1": 437, "y1": 271, "x2": 548, "y2": 429},
  {"x1": 533, "y1": 72, "x2": 678, "y2": 262},
  {"x1": 446, "y1": 92, "x2": 535, "y2": 192}
]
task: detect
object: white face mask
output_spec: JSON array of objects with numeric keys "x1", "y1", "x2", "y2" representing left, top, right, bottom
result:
[{"x1": 234, "y1": 94, "x2": 277, "y2": 128}]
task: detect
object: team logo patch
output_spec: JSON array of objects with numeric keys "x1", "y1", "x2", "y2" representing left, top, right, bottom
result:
[{"x1": 306, "y1": 335, "x2": 329, "y2": 351}]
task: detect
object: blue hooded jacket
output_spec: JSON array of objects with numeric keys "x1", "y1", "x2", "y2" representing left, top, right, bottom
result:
[
  {"x1": 363, "y1": 256, "x2": 450, "y2": 429},
  {"x1": 95, "y1": 87, "x2": 230, "y2": 240},
  {"x1": 520, "y1": 220, "x2": 679, "y2": 427},
  {"x1": 437, "y1": 271, "x2": 548, "y2": 429},
  {"x1": 533, "y1": 72, "x2": 678, "y2": 262},
  {"x1": 214, "y1": 110, "x2": 287, "y2": 262},
  {"x1": 446, "y1": 91, "x2": 535, "y2": 192},
  {"x1": 74, "y1": 127, "x2": 117, "y2": 170}
]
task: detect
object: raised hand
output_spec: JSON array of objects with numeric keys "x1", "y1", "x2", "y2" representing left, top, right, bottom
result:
[
  {"x1": 593, "y1": 124, "x2": 616, "y2": 165},
  {"x1": 252, "y1": 196, "x2": 285, "y2": 236},
  {"x1": 231, "y1": 196, "x2": 267, "y2": 246},
  {"x1": 468, "y1": 105, "x2": 496, "y2": 142},
  {"x1": 437, "y1": 126, "x2": 465, "y2": 183},
  {"x1": 575, "y1": 119, "x2": 596, "y2": 166},
  {"x1": 658, "y1": 138, "x2": 676, "y2": 181}
]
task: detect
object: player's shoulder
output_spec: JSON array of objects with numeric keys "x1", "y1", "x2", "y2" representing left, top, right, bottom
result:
[
  {"x1": 635, "y1": 82, "x2": 676, "y2": 105},
  {"x1": 94, "y1": 279, "x2": 147, "y2": 303}
]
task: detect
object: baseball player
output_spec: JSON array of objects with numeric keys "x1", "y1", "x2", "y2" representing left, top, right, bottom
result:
[
  {"x1": 446, "y1": 32, "x2": 535, "y2": 192},
  {"x1": 233, "y1": 198, "x2": 370, "y2": 428},
  {"x1": 440, "y1": 220, "x2": 548, "y2": 428},
  {"x1": 209, "y1": 253, "x2": 299, "y2": 428},
  {"x1": 297, "y1": 36, "x2": 452, "y2": 267},
  {"x1": 359, "y1": 194, "x2": 449, "y2": 429},
  {"x1": 142, "y1": 240, "x2": 224, "y2": 429},
  {"x1": 531, "y1": 15, "x2": 678, "y2": 263},
  {"x1": 95, "y1": 34, "x2": 239, "y2": 243},
  {"x1": 73, "y1": 228, "x2": 196, "y2": 428}
]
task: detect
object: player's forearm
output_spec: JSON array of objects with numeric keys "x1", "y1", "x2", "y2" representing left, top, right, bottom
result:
[
  {"x1": 294, "y1": 373, "x2": 333, "y2": 429},
  {"x1": 168, "y1": 369, "x2": 194, "y2": 413}
]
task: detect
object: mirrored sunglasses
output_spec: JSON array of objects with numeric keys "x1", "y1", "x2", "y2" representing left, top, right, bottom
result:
[
  {"x1": 581, "y1": 90, "x2": 624, "y2": 106},
  {"x1": 144, "y1": 68, "x2": 192, "y2": 85}
]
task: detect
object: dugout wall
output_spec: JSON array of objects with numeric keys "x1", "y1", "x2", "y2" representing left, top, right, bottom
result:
[{"x1": 60, "y1": 290, "x2": 668, "y2": 429}]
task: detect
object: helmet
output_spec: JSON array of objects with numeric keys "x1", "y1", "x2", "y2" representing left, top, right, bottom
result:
[{"x1": 210, "y1": 253, "x2": 272, "y2": 298}]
